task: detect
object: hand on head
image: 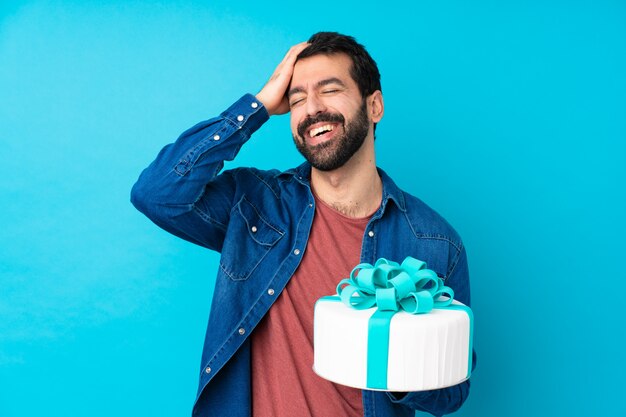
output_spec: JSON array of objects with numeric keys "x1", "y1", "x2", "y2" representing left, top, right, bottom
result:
[{"x1": 256, "y1": 42, "x2": 309, "y2": 116}]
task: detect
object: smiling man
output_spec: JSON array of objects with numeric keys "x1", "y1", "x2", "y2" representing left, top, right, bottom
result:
[
  {"x1": 131, "y1": 32, "x2": 473, "y2": 417},
  {"x1": 288, "y1": 53, "x2": 375, "y2": 175}
]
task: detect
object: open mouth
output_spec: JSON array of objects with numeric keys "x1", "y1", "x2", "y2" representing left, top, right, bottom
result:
[
  {"x1": 297, "y1": 112, "x2": 345, "y2": 143},
  {"x1": 304, "y1": 123, "x2": 342, "y2": 146},
  {"x1": 308, "y1": 124, "x2": 335, "y2": 138}
]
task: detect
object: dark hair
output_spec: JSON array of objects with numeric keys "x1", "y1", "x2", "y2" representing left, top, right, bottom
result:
[{"x1": 297, "y1": 32, "x2": 382, "y2": 98}]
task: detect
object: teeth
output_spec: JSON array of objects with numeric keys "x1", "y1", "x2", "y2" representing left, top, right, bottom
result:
[{"x1": 309, "y1": 124, "x2": 334, "y2": 138}]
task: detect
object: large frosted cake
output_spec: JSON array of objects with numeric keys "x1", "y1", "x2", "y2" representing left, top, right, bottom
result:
[{"x1": 312, "y1": 257, "x2": 473, "y2": 392}]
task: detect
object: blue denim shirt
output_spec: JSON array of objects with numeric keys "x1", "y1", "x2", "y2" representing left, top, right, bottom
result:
[{"x1": 131, "y1": 94, "x2": 474, "y2": 417}]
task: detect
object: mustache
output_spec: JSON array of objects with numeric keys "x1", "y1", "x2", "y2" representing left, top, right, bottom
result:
[{"x1": 297, "y1": 112, "x2": 345, "y2": 138}]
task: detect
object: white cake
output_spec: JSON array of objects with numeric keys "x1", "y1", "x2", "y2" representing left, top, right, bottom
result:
[{"x1": 313, "y1": 297, "x2": 473, "y2": 392}]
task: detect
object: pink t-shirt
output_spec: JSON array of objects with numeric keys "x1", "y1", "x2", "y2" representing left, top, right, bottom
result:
[{"x1": 251, "y1": 195, "x2": 373, "y2": 417}]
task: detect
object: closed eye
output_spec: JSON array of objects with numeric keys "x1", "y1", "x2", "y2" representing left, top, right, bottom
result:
[{"x1": 290, "y1": 97, "x2": 305, "y2": 107}]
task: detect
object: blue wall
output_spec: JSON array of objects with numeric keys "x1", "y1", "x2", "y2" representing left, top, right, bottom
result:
[{"x1": 1, "y1": 1, "x2": 624, "y2": 416}]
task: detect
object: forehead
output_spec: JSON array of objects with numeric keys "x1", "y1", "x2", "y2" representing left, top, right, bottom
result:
[{"x1": 290, "y1": 53, "x2": 355, "y2": 88}]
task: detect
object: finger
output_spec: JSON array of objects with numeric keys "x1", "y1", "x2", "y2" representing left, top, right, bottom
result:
[
  {"x1": 274, "y1": 42, "x2": 309, "y2": 75},
  {"x1": 282, "y1": 42, "x2": 309, "y2": 63}
]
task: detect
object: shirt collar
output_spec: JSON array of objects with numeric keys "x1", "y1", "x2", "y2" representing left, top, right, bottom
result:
[{"x1": 278, "y1": 162, "x2": 407, "y2": 213}]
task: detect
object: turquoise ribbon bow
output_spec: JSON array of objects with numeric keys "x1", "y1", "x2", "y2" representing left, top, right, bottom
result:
[
  {"x1": 333, "y1": 257, "x2": 471, "y2": 390},
  {"x1": 336, "y1": 257, "x2": 455, "y2": 314}
]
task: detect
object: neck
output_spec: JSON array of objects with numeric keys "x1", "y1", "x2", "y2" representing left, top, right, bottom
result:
[{"x1": 310, "y1": 138, "x2": 382, "y2": 218}]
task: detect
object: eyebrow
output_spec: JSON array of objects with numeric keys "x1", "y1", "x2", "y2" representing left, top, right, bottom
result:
[{"x1": 288, "y1": 77, "x2": 347, "y2": 98}]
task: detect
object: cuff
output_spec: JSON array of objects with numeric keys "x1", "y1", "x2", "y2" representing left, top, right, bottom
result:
[{"x1": 221, "y1": 93, "x2": 270, "y2": 136}]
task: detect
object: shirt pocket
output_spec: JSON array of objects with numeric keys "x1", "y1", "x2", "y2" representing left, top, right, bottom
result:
[{"x1": 219, "y1": 196, "x2": 284, "y2": 281}]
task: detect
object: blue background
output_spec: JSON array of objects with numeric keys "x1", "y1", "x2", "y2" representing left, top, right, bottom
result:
[{"x1": 1, "y1": 1, "x2": 624, "y2": 416}]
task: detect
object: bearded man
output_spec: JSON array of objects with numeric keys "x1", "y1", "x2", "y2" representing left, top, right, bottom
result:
[{"x1": 131, "y1": 32, "x2": 474, "y2": 417}]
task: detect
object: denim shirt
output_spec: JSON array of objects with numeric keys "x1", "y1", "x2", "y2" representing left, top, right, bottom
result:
[{"x1": 131, "y1": 94, "x2": 474, "y2": 417}]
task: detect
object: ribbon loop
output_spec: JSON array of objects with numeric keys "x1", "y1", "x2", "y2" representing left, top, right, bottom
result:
[
  {"x1": 375, "y1": 287, "x2": 399, "y2": 311},
  {"x1": 336, "y1": 256, "x2": 454, "y2": 316}
]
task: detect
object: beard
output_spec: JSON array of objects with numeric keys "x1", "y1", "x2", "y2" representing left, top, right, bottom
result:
[{"x1": 293, "y1": 101, "x2": 370, "y2": 172}]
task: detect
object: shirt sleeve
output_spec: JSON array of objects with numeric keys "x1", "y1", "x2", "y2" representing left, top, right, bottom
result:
[
  {"x1": 385, "y1": 244, "x2": 476, "y2": 416},
  {"x1": 130, "y1": 94, "x2": 269, "y2": 251}
]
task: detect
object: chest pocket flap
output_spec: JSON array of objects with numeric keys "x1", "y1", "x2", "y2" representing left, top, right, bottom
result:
[
  {"x1": 219, "y1": 196, "x2": 284, "y2": 281},
  {"x1": 237, "y1": 197, "x2": 283, "y2": 246}
]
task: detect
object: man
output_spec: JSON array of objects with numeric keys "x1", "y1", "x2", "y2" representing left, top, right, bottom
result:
[{"x1": 131, "y1": 32, "x2": 474, "y2": 417}]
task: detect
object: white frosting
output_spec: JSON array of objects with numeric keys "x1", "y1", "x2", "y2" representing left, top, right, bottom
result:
[{"x1": 313, "y1": 299, "x2": 471, "y2": 391}]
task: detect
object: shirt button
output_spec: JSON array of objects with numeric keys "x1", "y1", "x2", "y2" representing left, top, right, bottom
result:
[
  {"x1": 213, "y1": 134, "x2": 220, "y2": 141},
  {"x1": 309, "y1": 203, "x2": 313, "y2": 208},
  {"x1": 237, "y1": 115, "x2": 244, "y2": 122},
  {"x1": 293, "y1": 249, "x2": 301, "y2": 255},
  {"x1": 267, "y1": 288, "x2": 275, "y2": 295},
  {"x1": 238, "y1": 328, "x2": 245, "y2": 335},
  {"x1": 251, "y1": 102, "x2": 258, "y2": 108},
  {"x1": 368, "y1": 231, "x2": 375, "y2": 237},
  {"x1": 251, "y1": 226, "x2": 257, "y2": 233},
  {"x1": 205, "y1": 367, "x2": 211, "y2": 374}
]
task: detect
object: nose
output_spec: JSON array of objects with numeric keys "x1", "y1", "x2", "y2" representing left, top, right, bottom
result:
[{"x1": 305, "y1": 93, "x2": 326, "y2": 116}]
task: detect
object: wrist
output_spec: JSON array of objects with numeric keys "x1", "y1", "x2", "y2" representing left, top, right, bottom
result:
[{"x1": 254, "y1": 93, "x2": 270, "y2": 115}]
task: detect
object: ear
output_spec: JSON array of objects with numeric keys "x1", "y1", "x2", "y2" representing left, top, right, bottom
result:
[{"x1": 368, "y1": 90, "x2": 384, "y2": 123}]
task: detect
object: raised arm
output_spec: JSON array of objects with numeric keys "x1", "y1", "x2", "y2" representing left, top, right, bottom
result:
[
  {"x1": 130, "y1": 95, "x2": 268, "y2": 250},
  {"x1": 130, "y1": 42, "x2": 309, "y2": 251}
]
